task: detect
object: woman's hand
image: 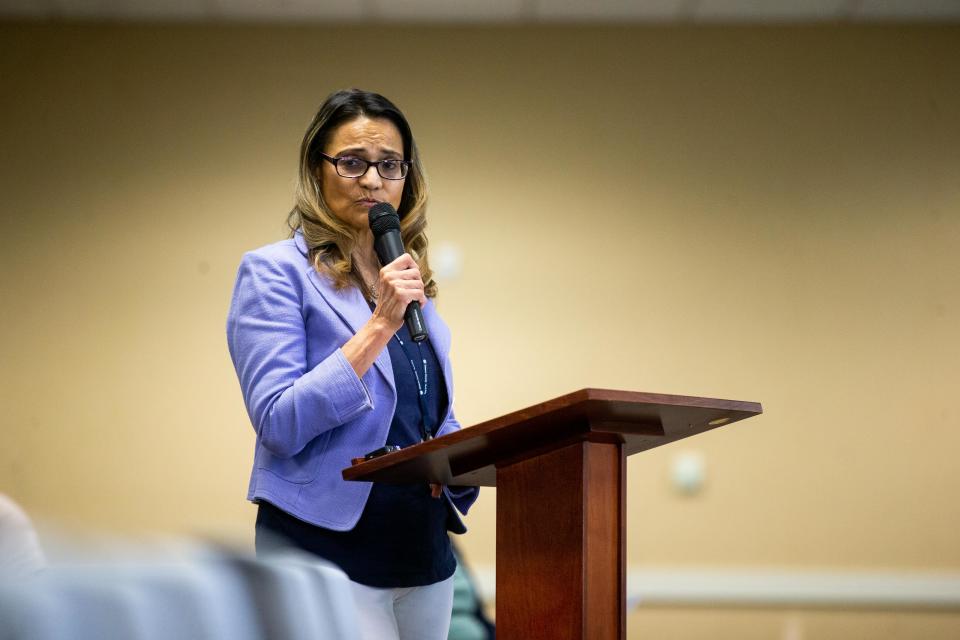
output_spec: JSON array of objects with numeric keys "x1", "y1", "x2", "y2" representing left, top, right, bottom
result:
[
  {"x1": 429, "y1": 483, "x2": 443, "y2": 499},
  {"x1": 342, "y1": 253, "x2": 426, "y2": 379},
  {"x1": 370, "y1": 253, "x2": 426, "y2": 332}
]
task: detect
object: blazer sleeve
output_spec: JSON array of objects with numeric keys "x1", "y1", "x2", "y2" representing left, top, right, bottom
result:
[
  {"x1": 436, "y1": 407, "x2": 480, "y2": 516},
  {"x1": 226, "y1": 250, "x2": 373, "y2": 459}
]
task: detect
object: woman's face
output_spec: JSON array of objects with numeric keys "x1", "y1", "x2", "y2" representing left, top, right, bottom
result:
[{"x1": 319, "y1": 116, "x2": 406, "y2": 234}]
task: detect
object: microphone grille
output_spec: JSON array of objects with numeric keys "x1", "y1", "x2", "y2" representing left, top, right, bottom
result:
[{"x1": 368, "y1": 203, "x2": 401, "y2": 237}]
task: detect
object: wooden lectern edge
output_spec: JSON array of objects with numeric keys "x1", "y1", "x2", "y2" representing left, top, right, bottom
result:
[
  {"x1": 576, "y1": 387, "x2": 763, "y2": 411},
  {"x1": 341, "y1": 388, "x2": 763, "y2": 483}
]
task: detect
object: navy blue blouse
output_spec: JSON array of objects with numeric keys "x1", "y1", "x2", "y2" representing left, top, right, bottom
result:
[{"x1": 256, "y1": 321, "x2": 456, "y2": 588}]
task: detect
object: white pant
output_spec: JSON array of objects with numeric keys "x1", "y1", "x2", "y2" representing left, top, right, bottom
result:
[{"x1": 348, "y1": 575, "x2": 455, "y2": 640}]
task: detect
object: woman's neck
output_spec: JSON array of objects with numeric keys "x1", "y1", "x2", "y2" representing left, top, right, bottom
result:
[
  {"x1": 353, "y1": 231, "x2": 378, "y2": 270},
  {"x1": 352, "y1": 232, "x2": 381, "y2": 298}
]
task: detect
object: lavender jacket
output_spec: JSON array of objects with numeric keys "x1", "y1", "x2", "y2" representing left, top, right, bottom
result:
[{"x1": 226, "y1": 230, "x2": 478, "y2": 533}]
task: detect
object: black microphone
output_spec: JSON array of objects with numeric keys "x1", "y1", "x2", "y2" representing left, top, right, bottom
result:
[{"x1": 368, "y1": 203, "x2": 428, "y2": 342}]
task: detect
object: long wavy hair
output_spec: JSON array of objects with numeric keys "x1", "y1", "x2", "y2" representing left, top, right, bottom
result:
[{"x1": 286, "y1": 89, "x2": 436, "y2": 299}]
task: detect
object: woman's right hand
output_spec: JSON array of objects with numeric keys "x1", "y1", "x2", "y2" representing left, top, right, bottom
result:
[
  {"x1": 370, "y1": 253, "x2": 427, "y2": 332},
  {"x1": 342, "y1": 253, "x2": 426, "y2": 378}
]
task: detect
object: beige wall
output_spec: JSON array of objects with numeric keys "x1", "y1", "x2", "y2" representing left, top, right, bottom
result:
[{"x1": 1, "y1": 22, "x2": 958, "y2": 637}]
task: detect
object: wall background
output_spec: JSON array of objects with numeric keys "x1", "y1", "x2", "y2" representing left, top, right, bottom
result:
[{"x1": 1, "y1": 22, "x2": 958, "y2": 638}]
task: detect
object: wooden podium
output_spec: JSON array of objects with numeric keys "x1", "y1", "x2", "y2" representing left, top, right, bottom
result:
[{"x1": 343, "y1": 388, "x2": 762, "y2": 640}]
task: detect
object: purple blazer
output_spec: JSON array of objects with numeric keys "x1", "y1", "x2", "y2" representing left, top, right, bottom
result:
[{"x1": 226, "y1": 230, "x2": 478, "y2": 532}]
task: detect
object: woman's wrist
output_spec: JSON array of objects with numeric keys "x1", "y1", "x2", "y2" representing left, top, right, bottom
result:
[
  {"x1": 366, "y1": 313, "x2": 398, "y2": 343},
  {"x1": 342, "y1": 314, "x2": 397, "y2": 378}
]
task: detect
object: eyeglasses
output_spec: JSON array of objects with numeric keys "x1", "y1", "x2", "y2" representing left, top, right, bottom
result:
[{"x1": 318, "y1": 152, "x2": 410, "y2": 180}]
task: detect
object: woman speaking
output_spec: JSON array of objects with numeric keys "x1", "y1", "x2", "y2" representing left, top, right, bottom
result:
[{"x1": 227, "y1": 89, "x2": 478, "y2": 640}]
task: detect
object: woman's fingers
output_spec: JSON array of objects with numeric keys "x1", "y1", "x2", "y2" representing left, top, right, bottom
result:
[
  {"x1": 373, "y1": 253, "x2": 427, "y2": 327},
  {"x1": 383, "y1": 275, "x2": 425, "y2": 299},
  {"x1": 384, "y1": 273, "x2": 424, "y2": 287},
  {"x1": 381, "y1": 253, "x2": 418, "y2": 275},
  {"x1": 429, "y1": 483, "x2": 443, "y2": 499},
  {"x1": 380, "y1": 255, "x2": 423, "y2": 290}
]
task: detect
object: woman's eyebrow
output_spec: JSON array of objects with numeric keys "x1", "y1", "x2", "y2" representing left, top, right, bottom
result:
[{"x1": 335, "y1": 146, "x2": 403, "y2": 158}]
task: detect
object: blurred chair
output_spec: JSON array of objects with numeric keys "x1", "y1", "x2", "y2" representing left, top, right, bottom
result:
[
  {"x1": 0, "y1": 542, "x2": 357, "y2": 640},
  {"x1": 448, "y1": 541, "x2": 495, "y2": 640},
  {"x1": 0, "y1": 493, "x2": 46, "y2": 577}
]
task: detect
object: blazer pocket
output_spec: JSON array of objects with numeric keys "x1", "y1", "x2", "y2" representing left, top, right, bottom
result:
[{"x1": 258, "y1": 430, "x2": 332, "y2": 485}]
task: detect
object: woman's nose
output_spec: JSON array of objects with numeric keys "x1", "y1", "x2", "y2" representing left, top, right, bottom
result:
[{"x1": 358, "y1": 164, "x2": 382, "y2": 189}]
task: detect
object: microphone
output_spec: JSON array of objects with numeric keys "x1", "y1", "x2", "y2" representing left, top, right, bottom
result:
[{"x1": 368, "y1": 202, "x2": 428, "y2": 342}]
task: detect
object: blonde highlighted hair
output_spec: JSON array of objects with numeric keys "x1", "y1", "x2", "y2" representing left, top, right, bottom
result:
[{"x1": 287, "y1": 89, "x2": 436, "y2": 299}]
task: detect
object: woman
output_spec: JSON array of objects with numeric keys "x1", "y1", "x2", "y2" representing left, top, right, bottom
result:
[{"x1": 226, "y1": 89, "x2": 478, "y2": 640}]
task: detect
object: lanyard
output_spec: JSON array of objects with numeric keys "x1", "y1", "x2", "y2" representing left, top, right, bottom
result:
[{"x1": 394, "y1": 333, "x2": 433, "y2": 442}]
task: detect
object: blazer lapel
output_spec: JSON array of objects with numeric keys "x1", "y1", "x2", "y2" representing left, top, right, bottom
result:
[
  {"x1": 421, "y1": 299, "x2": 449, "y2": 364},
  {"x1": 421, "y1": 299, "x2": 454, "y2": 418},
  {"x1": 297, "y1": 232, "x2": 394, "y2": 389}
]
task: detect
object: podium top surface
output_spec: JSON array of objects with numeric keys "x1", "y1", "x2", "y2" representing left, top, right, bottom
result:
[{"x1": 342, "y1": 388, "x2": 762, "y2": 487}]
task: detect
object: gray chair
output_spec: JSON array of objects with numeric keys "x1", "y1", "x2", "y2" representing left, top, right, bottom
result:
[{"x1": 0, "y1": 544, "x2": 358, "y2": 640}]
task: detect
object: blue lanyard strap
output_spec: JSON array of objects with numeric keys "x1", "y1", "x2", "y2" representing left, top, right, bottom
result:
[{"x1": 394, "y1": 334, "x2": 433, "y2": 442}]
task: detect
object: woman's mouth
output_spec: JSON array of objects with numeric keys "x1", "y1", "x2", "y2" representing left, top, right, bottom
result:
[{"x1": 357, "y1": 198, "x2": 380, "y2": 209}]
